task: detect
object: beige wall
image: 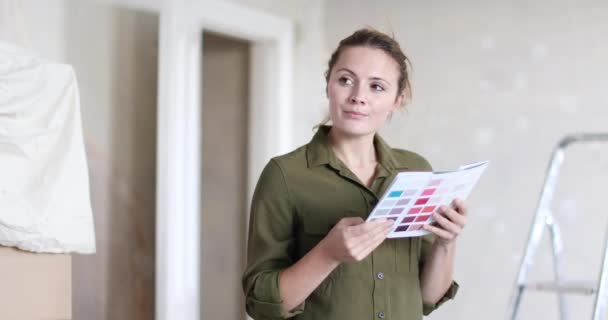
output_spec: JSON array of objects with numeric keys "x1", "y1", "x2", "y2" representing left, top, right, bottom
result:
[
  {"x1": 325, "y1": 1, "x2": 608, "y2": 319},
  {"x1": 64, "y1": 3, "x2": 159, "y2": 320},
  {"x1": 13, "y1": 1, "x2": 159, "y2": 319},
  {"x1": 225, "y1": 0, "x2": 329, "y2": 147}
]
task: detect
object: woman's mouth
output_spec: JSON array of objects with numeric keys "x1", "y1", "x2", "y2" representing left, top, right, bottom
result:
[{"x1": 343, "y1": 110, "x2": 368, "y2": 119}]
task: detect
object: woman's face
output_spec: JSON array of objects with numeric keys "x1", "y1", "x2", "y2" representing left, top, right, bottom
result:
[{"x1": 327, "y1": 46, "x2": 403, "y2": 138}]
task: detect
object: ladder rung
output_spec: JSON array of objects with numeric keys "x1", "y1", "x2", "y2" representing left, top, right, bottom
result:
[{"x1": 524, "y1": 281, "x2": 597, "y2": 295}]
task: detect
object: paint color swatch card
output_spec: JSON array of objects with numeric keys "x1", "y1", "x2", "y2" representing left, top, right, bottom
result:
[{"x1": 366, "y1": 160, "x2": 489, "y2": 238}]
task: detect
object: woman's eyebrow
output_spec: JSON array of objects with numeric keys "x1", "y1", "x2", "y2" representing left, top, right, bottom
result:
[
  {"x1": 336, "y1": 67, "x2": 357, "y2": 76},
  {"x1": 370, "y1": 76, "x2": 390, "y2": 85}
]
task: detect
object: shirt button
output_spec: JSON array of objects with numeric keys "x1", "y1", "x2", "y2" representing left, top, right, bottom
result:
[
  {"x1": 376, "y1": 272, "x2": 384, "y2": 280},
  {"x1": 378, "y1": 311, "x2": 385, "y2": 319}
]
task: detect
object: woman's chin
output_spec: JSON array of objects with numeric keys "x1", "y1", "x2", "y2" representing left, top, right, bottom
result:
[{"x1": 332, "y1": 121, "x2": 377, "y2": 137}]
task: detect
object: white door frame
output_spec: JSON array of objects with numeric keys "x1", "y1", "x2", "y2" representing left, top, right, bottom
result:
[{"x1": 155, "y1": 1, "x2": 294, "y2": 320}]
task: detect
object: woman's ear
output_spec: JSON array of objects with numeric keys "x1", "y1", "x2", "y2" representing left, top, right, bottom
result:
[{"x1": 393, "y1": 93, "x2": 404, "y2": 110}]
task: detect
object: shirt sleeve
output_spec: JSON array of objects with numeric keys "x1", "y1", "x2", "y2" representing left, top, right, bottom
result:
[
  {"x1": 419, "y1": 234, "x2": 460, "y2": 316},
  {"x1": 242, "y1": 159, "x2": 305, "y2": 319}
]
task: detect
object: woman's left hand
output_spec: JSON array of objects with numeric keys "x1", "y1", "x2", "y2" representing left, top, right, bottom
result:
[{"x1": 422, "y1": 198, "x2": 467, "y2": 246}]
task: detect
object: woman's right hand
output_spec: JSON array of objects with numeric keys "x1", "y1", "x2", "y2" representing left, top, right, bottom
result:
[{"x1": 319, "y1": 217, "x2": 394, "y2": 263}]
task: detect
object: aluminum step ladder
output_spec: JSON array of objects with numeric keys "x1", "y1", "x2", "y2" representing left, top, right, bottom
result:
[{"x1": 507, "y1": 133, "x2": 608, "y2": 320}]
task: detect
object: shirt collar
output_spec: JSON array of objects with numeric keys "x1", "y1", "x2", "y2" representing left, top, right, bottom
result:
[{"x1": 305, "y1": 126, "x2": 408, "y2": 174}]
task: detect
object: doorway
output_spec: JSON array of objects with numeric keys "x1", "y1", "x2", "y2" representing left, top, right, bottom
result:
[
  {"x1": 201, "y1": 32, "x2": 250, "y2": 320},
  {"x1": 155, "y1": 2, "x2": 294, "y2": 319}
]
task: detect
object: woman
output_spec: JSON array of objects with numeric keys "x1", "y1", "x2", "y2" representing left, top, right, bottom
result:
[{"x1": 242, "y1": 28, "x2": 466, "y2": 320}]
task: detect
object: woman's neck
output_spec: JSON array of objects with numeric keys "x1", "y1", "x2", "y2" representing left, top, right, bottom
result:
[{"x1": 328, "y1": 127, "x2": 377, "y2": 168}]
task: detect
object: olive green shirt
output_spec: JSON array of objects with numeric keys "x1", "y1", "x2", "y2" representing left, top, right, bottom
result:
[{"x1": 242, "y1": 126, "x2": 459, "y2": 320}]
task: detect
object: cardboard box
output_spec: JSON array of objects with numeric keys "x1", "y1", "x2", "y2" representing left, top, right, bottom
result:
[{"x1": 0, "y1": 247, "x2": 71, "y2": 320}]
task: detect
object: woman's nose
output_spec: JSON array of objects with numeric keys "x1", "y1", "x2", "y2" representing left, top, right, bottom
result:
[{"x1": 349, "y1": 85, "x2": 366, "y2": 105}]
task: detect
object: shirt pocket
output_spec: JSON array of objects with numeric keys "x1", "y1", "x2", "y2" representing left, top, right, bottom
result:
[
  {"x1": 395, "y1": 237, "x2": 420, "y2": 274},
  {"x1": 298, "y1": 212, "x2": 334, "y2": 261},
  {"x1": 299, "y1": 210, "x2": 371, "y2": 278},
  {"x1": 299, "y1": 204, "x2": 364, "y2": 246}
]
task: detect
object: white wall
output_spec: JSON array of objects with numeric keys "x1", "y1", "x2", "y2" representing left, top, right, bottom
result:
[{"x1": 325, "y1": 1, "x2": 608, "y2": 319}]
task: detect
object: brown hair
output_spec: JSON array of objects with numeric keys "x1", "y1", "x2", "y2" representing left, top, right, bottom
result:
[{"x1": 325, "y1": 27, "x2": 413, "y2": 106}]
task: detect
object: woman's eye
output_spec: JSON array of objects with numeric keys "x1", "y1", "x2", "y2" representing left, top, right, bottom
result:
[
  {"x1": 371, "y1": 84, "x2": 385, "y2": 92},
  {"x1": 339, "y1": 77, "x2": 353, "y2": 85}
]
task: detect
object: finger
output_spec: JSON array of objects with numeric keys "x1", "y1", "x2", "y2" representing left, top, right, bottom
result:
[
  {"x1": 344, "y1": 219, "x2": 391, "y2": 253},
  {"x1": 432, "y1": 212, "x2": 462, "y2": 235},
  {"x1": 349, "y1": 218, "x2": 392, "y2": 236},
  {"x1": 452, "y1": 198, "x2": 468, "y2": 216},
  {"x1": 338, "y1": 217, "x2": 365, "y2": 227},
  {"x1": 360, "y1": 220, "x2": 394, "y2": 242},
  {"x1": 437, "y1": 205, "x2": 466, "y2": 228},
  {"x1": 347, "y1": 220, "x2": 394, "y2": 253},
  {"x1": 351, "y1": 222, "x2": 393, "y2": 260},
  {"x1": 423, "y1": 224, "x2": 455, "y2": 241}
]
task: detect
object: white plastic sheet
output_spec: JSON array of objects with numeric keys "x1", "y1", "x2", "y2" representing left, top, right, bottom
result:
[{"x1": 0, "y1": 41, "x2": 95, "y2": 253}]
